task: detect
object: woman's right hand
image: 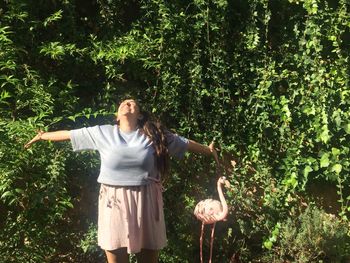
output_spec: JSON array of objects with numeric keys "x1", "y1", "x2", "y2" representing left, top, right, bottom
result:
[
  {"x1": 208, "y1": 141, "x2": 219, "y2": 165},
  {"x1": 24, "y1": 131, "x2": 44, "y2": 149}
]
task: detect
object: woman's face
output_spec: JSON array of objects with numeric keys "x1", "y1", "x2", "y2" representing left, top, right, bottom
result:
[{"x1": 116, "y1": 99, "x2": 141, "y2": 120}]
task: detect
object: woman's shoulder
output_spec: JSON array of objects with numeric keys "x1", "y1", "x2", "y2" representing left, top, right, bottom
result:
[
  {"x1": 98, "y1": 124, "x2": 117, "y2": 135},
  {"x1": 99, "y1": 124, "x2": 116, "y2": 130},
  {"x1": 83, "y1": 124, "x2": 116, "y2": 136}
]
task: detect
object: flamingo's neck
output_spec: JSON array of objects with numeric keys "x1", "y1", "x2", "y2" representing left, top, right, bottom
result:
[{"x1": 216, "y1": 181, "x2": 228, "y2": 220}]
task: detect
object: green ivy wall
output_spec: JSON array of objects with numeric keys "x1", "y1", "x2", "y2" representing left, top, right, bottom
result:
[{"x1": 0, "y1": 0, "x2": 349, "y2": 262}]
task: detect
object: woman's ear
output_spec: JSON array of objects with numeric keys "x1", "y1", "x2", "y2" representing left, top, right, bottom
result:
[{"x1": 138, "y1": 114, "x2": 144, "y2": 121}]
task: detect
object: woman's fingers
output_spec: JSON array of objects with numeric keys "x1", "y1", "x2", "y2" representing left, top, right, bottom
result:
[
  {"x1": 24, "y1": 140, "x2": 34, "y2": 149},
  {"x1": 24, "y1": 136, "x2": 37, "y2": 149},
  {"x1": 209, "y1": 141, "x2": 219, "y2": 165},
  {"x1": 24, "y1": 131, "x2": 42, "y2": 149}
]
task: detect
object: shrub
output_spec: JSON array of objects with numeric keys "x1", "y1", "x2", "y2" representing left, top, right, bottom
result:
[{"x1": 263, "y1": 205, "x2": 350, "y2": 262}]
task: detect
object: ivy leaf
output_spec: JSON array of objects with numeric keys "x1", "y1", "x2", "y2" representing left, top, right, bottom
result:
[
  {"x1": 319, "y1": 126, "x2": 330, "y2": 143},
  {"x1": 320, "y1": 153, "x2": 330, "y2": 168},
  {"x1": 343, "y1": 123, "x2": 350, "y2": 134},
  {"x1": 332, "y1": 110, "x2": 342, "y2": 128},
  {"x1": 331, "y1": 164, "x2": 342, "y2": 174},
  {"x1": 303, "y1": 165, "x2": 313, "y2": 178},
  {"x1": 302, "y1": 105, "x2": 315, "y2": 115},
  {"x1": 331, "y1": 147, "x2": 340, "y2": 156}
]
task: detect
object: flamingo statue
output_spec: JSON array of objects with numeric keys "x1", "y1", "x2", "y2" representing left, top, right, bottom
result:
[{"x1": 194, "y1": 176, "x2": 231, "y2": 263}]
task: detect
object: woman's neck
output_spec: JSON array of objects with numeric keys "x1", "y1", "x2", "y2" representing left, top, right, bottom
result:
[{"x1": 118, "y1": 119, "x2": 138, "y2": 133}]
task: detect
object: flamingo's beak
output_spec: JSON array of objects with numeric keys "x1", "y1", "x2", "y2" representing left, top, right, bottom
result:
[{"x1": 224, "y1": 180, "x2": 231, "y2": 188}]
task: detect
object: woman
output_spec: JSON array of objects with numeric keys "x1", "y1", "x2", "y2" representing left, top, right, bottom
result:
[{"x1": 25, "y1": 99, "x2": 218, "y2": 263}]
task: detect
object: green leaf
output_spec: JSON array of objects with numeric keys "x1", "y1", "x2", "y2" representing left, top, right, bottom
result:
[
  {"x1": 0, "y1": 90, "x2": 11, "y2": 100},
  {"x1": 331, "y1": 164, "x2": 342, "y2": 174},
  {"x1": 331, "y1": 147, "x2": 340, "y2": 156},
  {"x1": 43, "y1": 10, "x2": 63, "y2": 27},
  {"x1": 343, "y1": 123, "x2": 350, "y2": 134},
  {"x1": 319, "y1": 126, "x2": 330, "y2": 143},
  {"x1": 263, "y1": 240, "x2": 273, "y2": 250},
  {"x1": 302, "y1": 105, "x2": 315, "y2": 115},
  {"x1": 14, "y1": 188, "x2": 24, "y2": 194},
  {"x1": 320, "y1": 153, "x2": 330, "y2": 168},
  {"x1": 303, "y1": 165, "x2": 313, "y2": 177},
  {"x1": 1, "y1": 191, "x2": 14, "y2": 199}
]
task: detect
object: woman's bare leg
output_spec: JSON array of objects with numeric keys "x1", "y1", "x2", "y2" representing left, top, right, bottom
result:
[
  {"x1": 105, "y1": 248, "x2": 129, "y2": 263},
  {"x1": 135, "y1": 249, "x2": 159, "y2": 263}
]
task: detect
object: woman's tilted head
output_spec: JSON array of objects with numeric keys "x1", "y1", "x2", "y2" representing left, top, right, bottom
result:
[{"x1": 116, "y1": 99, "x2": 142, "y2": 122}]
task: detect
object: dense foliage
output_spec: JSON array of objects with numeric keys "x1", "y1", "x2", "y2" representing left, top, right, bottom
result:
[{"x1": 0, "y1": 0, "x2": 349, "y2": 262}]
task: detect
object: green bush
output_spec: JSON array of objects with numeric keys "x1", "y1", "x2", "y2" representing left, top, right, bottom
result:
[{"x1": 263, "y1": 205, "x2": 350, "y2": 262}]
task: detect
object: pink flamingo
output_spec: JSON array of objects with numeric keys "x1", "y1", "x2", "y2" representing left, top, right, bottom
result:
[{"x1": 194, "y1": 176, "x2": 231, "y2": 263}]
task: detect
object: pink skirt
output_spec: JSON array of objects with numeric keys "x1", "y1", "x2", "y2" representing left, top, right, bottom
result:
[{"x1": 98, "y1": 182, "x2": 167, "y2": 254}]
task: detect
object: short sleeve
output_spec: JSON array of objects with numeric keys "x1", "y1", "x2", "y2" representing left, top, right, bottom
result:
[
  {"x1": 166, "y1": 131, "x2": 189, "y2": 159},
  {"x1": 70, "y1": 126, "x2": 100, "y2": 151}
]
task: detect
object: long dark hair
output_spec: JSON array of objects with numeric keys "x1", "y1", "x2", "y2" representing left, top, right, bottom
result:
[{"x1": 138, "y1": 110, "x2": 170, "y2": 179}]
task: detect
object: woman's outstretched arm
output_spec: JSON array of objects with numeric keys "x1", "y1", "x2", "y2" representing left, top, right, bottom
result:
[
  {"x1": 187, "y1": 140, "x2": 219, "y2": 164},
  {"x1": 24, "y1": 130, "x2": 71, "y2": 148}
]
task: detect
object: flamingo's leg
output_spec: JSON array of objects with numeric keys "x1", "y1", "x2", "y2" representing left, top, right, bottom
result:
[
  {"x1": 200, "y1": 222, "x2": 204, "y2": 263},
  {"x1": 209, "y1": 222, "x2": 216, "y2": 263}
]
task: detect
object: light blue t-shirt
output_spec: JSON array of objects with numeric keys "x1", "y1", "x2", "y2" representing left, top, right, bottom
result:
[{"x1": 70, "y1": 125, "x2": 189, "y2": 186}]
